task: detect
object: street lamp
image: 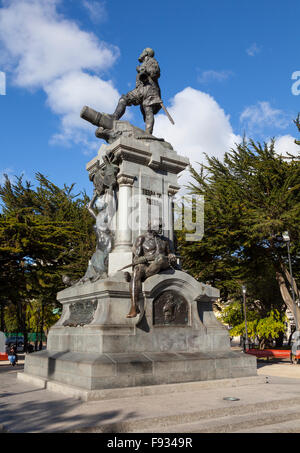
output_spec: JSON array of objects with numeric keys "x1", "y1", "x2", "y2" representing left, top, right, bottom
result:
[
  {"x1": 282, "y1": 231, "x2": 298, "y2": 330},
  {"x1": 242, "y1": 285, "x2": 250, "y2": 351}
]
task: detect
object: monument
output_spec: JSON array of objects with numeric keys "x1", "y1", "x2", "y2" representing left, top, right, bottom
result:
[
  {"x1": 0, "y1": 331, "x2": 6, "y2": 355},
  {"x1": 20, "y1": 48, "x2": 256, "y2": 394}
]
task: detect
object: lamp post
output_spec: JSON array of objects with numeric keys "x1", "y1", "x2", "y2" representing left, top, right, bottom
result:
[
  {"x1": 242, "y1": 285, "x2": 250, "y2": 351},
  {"x1": 282, "y1": 231, "x2": 298, "y2": 330}
]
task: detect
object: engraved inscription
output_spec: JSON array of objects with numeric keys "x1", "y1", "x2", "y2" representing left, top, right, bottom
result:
[
  {"x1": 153, "y1": 291, "x2": 188, "y2": 326},
  {"x1": 142, "y1": 188, "x2": 162, "y2": 198},
  {"x1": 63, "y1": 300, "x2": 98, "y2": 327},
  {"x1": 146, "y1": 197, "x2": 161, "y2": 206}
]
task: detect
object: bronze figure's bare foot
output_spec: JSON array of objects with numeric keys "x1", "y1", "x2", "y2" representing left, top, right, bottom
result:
[
  {"x1": 126, "y1": 305, "x2": 140, "y2": 318},
  {"x1": 126, "y1": 309, "x2": 137, "y2": 318}
]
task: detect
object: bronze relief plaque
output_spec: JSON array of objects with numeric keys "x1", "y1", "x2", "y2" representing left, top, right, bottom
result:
[
  {"x1": 153, "y1": 291, "x2": 189, "y2": 326},
  {"x1": 63, "y1": 299, "x2": 98, "y2": 327}
]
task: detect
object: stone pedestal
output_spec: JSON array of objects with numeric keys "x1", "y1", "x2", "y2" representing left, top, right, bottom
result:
[
  {"x1": 21, "y1": 125, "x2": 257, "y2": 393},
  {"x1": 23, "y1": 269, "x2": 256, "y2": 391}
]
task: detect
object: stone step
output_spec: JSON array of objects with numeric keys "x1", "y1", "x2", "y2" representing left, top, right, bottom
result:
[
  {"x1": 235, "y1": 419, "x2": 300, "y2": 433},
  {"x1": 68, "y1": 396, "x2": 300, "y2": 433},
  {"x1": 138, "y1": 406, "x2": 300, "y2": 433},
  {"x1": 18, "y1": 372, "x2": 263, "y2": 402}
]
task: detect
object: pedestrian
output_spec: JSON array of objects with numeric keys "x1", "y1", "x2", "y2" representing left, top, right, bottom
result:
[{"x1": 8, "y1": 345, "x2": 18, "y2": 367}]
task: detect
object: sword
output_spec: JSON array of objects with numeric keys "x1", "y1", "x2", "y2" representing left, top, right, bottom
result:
[
  {"x1": 118, "y1": 263, "x2": 136, "y2": 272},
  {"x1": 146, "y1": 75, "x2": 175, "y2": 126},
  {"x1": 160, "y1": 102, "x2": 175, "y2": 125},
  {"x1": 118, "y1": 256, "x2": 155, "y2": 272}
]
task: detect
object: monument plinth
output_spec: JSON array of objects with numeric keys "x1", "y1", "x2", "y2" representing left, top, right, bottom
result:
[{"x1": 20, "y1": 47, "x2": 256, "y2": 396}]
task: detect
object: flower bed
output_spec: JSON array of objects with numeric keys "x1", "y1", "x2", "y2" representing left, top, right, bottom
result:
[{"x1": 246, "y1": 349, "x2": 300, "y2": 358}]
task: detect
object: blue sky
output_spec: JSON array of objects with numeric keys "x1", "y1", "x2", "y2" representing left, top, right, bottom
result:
[{"x1": 0, "y1": 0, "x2": 299, "y2": 198}]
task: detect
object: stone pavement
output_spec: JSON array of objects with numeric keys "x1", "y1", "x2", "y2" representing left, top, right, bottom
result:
[{"x1": 1, "y1": 353, "x2": 300, "y2": 433}]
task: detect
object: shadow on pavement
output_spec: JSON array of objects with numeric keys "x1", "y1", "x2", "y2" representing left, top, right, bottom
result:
[
  {"x1": 0, "y1": 393, "x2": 137, "y2": 433},
  {"x1": 0, "y1": 363, "x2": 24, "y2": 374},
  {"x1": 256, "y1": 358, "x2": 291, "y2": 369},
  {"x1": 0, "y1": 364, "x2": 137, "y2": 433}
]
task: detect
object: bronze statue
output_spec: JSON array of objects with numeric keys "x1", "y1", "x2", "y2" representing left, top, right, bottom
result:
[
  {"x1": 89, "y1": 154, "x2": 119, "y2": 197},
  {"x1": 112, "y1": 47, "x2": 162, "y2": 134},
  {"x1": 79, "y1": 198, "x2": 112, "y2": 284},
  {"x1": 63, "y1": 154, "x2": 119, "y2": 287},
  {"x1": 61, "y1": 199, "x2": 111, "y2": 286},
  {"x1": 80, "y1": 47, "x2": 174, "y2": 139},
  {"x1": 125, "y1": 221, "x2": 177, "y2": 318}
]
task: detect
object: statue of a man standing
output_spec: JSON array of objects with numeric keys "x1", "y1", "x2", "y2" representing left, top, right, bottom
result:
[
  {"x1": 111, "y1": 47, "x2": 162, "y2": 135},
  {"x1": 80, "y1": 47, "x2": 174, "y2": 140}
]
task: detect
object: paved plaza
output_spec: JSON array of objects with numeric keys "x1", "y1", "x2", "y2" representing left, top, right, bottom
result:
[{"x1": 1, "y1": 351, "x2": 300, "y2": 433}]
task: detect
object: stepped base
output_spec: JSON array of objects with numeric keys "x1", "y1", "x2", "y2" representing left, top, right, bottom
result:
[
  {"x1": 18, "y1": 371, "x2": 262, "y2": 403},
  {"x1": 23, "y1": 349, "x2": 256, "y2": 393},
  {"x1": 21, "y1": 270, "x2": 257, "y2": 393}
]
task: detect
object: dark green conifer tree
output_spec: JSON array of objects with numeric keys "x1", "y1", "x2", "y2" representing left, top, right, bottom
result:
[
  {"x1": 178, "y1": 121, "x2": 300, "y2": 335},
  {"x1": 0, "y1": 173, "x2": 95, "y2": 349}
]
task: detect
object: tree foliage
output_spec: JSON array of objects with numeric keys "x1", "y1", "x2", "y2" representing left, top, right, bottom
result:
[
  {"x1": 177, "y1": 121, "x2": 300, "y2": 336},
  {"x1": 221, "y1": 303, "x2": 286, "y2": 349},
  {"x1": 294, "y1": 114, "x2": 300, "y2": 146},
  {"x1": 0, "y1": 173, "x2": 95, "y2": 348},
  {"x1": 26, "y1": 299, "x2": 60, "y2": 335}
]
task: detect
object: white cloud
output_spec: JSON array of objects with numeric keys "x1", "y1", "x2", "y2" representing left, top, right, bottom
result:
[
  {"x1": 153, "y1": 87, "x2": 241, "y2": 189},
  {"x1": 273, "y1": 135, "x2": 299, "y2": 158},
  {"x1": 0, "y1": 0, "x2": 120, "y2": 148},
  {"x1": 45, "y1": 70, "x2": 119, "y2": 146},
  {"x1": 246, "y1": 43, "x2": 261, "y2": 57},
  {"x1": 0, "y1": 0, "x2": 118, "y2": 87},
  {"x1": 82, "y1": 0, "x2": 107, "y2": 23},
  {"x1": 240, "y1": 101, "x2": 290, "y2": 134},
  {"x1": 197, "y1": 69, "x2": 233, "y2": 84}
]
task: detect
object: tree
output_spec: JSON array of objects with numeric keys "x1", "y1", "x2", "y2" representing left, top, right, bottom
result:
[
  {"x1": 177, "y1": 122, "x2": 300, "y2": 331},
  {"x1": 294, "y1": 114, "x2": 300, "y2": 146},
  {"x1": 26, "y1": 299, "x2": 60, "y2": 350},
  {"x1": 0, "y1": 173, "x2": 95, "y2": 349},
  {"x1": 220, "y1": 302, "x2": 286, "y2": 349}
]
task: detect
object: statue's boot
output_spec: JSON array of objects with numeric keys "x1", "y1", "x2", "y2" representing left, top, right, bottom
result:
[
  {"x1": 144, "y1": 109, "x2": 154, "y2": 135},
  {"x1": 112, "y1": 96, "x2": 127, "y2": 120}
]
